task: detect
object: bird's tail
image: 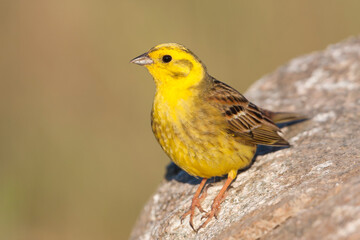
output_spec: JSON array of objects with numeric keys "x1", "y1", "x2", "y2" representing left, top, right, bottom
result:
[{"x1": 262, "y1": 109, "x2": 308, "y2": 124}]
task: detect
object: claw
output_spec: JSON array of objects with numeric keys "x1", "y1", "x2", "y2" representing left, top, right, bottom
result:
[
  {"x1": 214, "y1": 210, "x2": 219, "y2": 219},
  {"x1": 180, "y1": 211, "x2": 189, "y2": 224},
  {"x1": 196, "y1": 175, "x2": 234, "y2": 231},
  {"x1": 180, "y1": 178, "x2": 208, "y2": 231}
]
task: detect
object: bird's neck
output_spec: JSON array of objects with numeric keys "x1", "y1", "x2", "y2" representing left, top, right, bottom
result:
[
  {"x1": 153, "y1": 78, "x2": 210, "y2": 125},
  {"x1": 154, "y1": 71, "x2": 207, "y2": 103}
]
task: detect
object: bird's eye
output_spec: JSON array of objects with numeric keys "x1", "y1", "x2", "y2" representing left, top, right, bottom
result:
[{"x1": 162, "y1": 55, "x2": 172, "y2": 63}]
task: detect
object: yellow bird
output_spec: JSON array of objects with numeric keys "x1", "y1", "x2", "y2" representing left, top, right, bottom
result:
[{"x1": 131, "y1": 43, "x2": 304, "y2": 231}]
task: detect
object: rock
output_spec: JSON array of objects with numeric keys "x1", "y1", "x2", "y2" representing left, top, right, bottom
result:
[{"x1": 130, "y1": 36, "x2": 360, "y2": 240}]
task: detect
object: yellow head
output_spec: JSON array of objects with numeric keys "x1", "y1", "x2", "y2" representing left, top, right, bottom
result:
[{"x1": 131, "y1": 43, "x2": 206, "y2": 89}]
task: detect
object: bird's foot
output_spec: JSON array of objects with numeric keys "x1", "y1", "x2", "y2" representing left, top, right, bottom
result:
[
  {"x1": 181, "y1": 184, "x2": 209, "y2": 232},
  {"x1": 197, "y1": 191, "x2": 227, "y2": 231}
]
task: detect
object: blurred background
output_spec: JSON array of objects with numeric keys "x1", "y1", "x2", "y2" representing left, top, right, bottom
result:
[{"x1": 0, "y1": 0, "x2": 359, "y2": 239}]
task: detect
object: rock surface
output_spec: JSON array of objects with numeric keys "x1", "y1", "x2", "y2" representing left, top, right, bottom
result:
[{"x1": 130, "y1": 36, "x2": 360, "y2": 240}]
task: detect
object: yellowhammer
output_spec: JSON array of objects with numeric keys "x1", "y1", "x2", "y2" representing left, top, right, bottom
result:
[{"x1": 131, "y1": 43, "x2": 305, "y2": 231}]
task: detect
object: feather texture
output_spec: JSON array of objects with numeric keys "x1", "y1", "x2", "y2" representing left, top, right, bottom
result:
[{"x1": 207, "y1": 78, "x2": 289, "y2": 146}]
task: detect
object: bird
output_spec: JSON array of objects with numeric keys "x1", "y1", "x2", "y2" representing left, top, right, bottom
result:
[{"x1": 130, "y1": 43, "x2": 305, "y2": 231}]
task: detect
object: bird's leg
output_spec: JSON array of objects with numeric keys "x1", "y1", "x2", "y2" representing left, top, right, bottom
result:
[
  {"x1": 198, "y1": 174, "x2": 235, "y2": 231},
  {"x1": 181, "y1": 178, "x2": 208, "y2": 231}
]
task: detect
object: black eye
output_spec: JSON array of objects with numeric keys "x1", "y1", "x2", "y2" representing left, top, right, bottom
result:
[{"x1": 162, "y1": 55, "x2": 172, "y2": 63}]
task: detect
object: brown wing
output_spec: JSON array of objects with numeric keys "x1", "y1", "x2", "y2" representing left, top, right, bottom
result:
[{"x1": 207, "y1": 79, "x2": 289, "y2": 146}]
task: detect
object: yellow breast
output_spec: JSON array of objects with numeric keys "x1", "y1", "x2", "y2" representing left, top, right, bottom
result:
[{"x1": 151, "y1": 88, "x2": 256, "y2": 178}]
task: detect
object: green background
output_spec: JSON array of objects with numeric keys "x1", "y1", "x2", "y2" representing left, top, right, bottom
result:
[{"x1": 1, "y1": 0, "x2": 359, "y2": 239}]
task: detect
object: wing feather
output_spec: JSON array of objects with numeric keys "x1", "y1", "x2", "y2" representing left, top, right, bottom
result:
[{"x1": 207, "y1": 79, "x2": 289, "y2": 146}]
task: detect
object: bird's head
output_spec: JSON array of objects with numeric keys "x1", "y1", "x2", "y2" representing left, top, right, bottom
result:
[{"x1": 131, "y1": 43, "x2": 206, "y2": 89}]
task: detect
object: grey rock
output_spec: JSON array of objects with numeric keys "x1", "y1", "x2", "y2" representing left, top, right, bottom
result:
[{"x1": 130, "y1": 36, "x2": 360, "y2": 240}]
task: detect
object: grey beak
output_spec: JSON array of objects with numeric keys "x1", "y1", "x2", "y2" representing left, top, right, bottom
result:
[{"x1": 130, "y1": 52, "x2": 153, "y2": 65}]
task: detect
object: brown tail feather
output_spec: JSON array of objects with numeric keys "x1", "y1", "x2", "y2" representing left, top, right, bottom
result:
[{"x1": 262, "y1": 109, "x2": 308, "y2": 124}]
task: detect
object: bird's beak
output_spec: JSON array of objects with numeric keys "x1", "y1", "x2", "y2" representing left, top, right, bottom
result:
[{"x1": 130, "y1": 52, "x2": 153, "y2": 65}]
